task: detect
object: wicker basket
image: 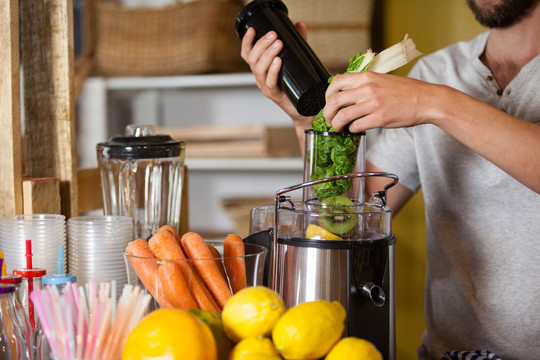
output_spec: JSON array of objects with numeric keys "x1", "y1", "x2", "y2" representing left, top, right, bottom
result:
[
  {"x1": 94, "y1": 0, "x2": 248, "y2": 76},
  {"x1": 275, "y1": 0, "x2": 375, "y2": 74}
]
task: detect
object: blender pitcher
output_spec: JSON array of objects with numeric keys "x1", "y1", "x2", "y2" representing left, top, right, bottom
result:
[{"x1": 97, "y1": 125, "x2": 185, "y2": 239}]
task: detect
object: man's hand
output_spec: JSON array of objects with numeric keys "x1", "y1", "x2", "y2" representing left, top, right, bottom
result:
[
  {"x1": 323, "y1": 72, "x2": 436, "y2": 132},
  {"x1": 240, "y1": 23, "x2": 315, "y2": 149}
]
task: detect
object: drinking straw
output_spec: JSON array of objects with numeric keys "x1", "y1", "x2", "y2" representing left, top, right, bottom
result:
[
  {"x1": 47, "y1": 288, "x2": 67, "y2": 360},
  {"x1": 62, "y1": 285, "x2": 77, "y2": 333},
  {"x1": 78, "y1": 285, "x2": 90, "y2": 334},
  {"x1": 32, "y1": 281, "x2": 149, "y2": 360},
  {"x1": 69, "y1": 282, "x2": 80, "y2": 316},
  {"x1": 56, "y1": 245, "x2": 65, "y2": 275},
  {"x1": 65, "y1": 302, "x2": 76, "y2": 359},
  {"x1": 101, "y1": 289, "x2": 130, "y2": 358},
  {"x1": 84, "y1": 301, "x2": 103, "y2": 360},
  {"x1": 31, "y1": 287, "x2": 61, "y2": 359},
  {"x1": 111, "y1": 280, "x2": 117, "y2": 320},
  {"x1": 76, "y1": 299, "x2": 86, "y2": 359},
  {"x1": 86, "y1": 281, "x2": 98, "y2": 313},
  {"x1": 92, "y1": 299, "x2": 113, "y2": 359},
  {"x1": 25, "y1": 239, "x2": 35, "y2": 332},
  {"x1": 102, "y1": 284, "x2": 140, "y2": 358}
]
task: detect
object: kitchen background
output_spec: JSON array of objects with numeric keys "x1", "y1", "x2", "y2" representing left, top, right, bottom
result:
[{"x1": 72, "y1": 0, "x2": 486, "y2": 359}]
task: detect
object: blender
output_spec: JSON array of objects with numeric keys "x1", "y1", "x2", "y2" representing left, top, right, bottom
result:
[
  {"x1": 246, "y1": 131, "x2": 399, "y2": 360},
  {"x1": 96, "y1": 125, "x2": 185, "y2": 239}
]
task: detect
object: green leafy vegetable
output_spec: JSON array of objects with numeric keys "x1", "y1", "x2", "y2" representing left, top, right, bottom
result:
[
  {"x1": 311, "y1": 127, "x2": 361, "y2": 200},
  {"x1": 311, "y1": 110, "x2": 360, "y2": 200},
  {"x1": 328, "y1": 48, "x2": 375, "y2": 82}
]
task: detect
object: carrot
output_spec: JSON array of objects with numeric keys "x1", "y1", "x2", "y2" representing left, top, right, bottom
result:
[
  {"x1": 223, "y1": 234, "x2": 247, "y2": 294},
  {"x1": 148, "y1": 230, "x2": 220, "y2": 312},
  {"x1": 125, "y1": 239, "x2": 172, "y2": 308},
  {"x1": 149, "y1": 268, "x2": 173, "y2": 308},
  {"x1": 208, "y1": 245, "x2": 228, "y2": 281},
  {"x1": 191, "y1": 267, "x2": 221, "y2": 312},
  {"x1": 180, "y1": 232, "x2": 232, "y2": 309},
  {"x1": 158, "y1": 261, "x2": 198, "y2": 310},
  {"x1": 157, "y1": 225, "x2": 181, "y2": 246}
]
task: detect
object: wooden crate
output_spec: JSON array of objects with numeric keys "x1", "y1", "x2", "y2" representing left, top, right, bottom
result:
[{"x1": 287, "y1": 0, "x2": 375, "y2": 73}]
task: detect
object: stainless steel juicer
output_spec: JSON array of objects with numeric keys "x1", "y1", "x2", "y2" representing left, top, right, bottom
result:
[{"x1": 246, "y1": 172, "x2": 399, "y2": 360}]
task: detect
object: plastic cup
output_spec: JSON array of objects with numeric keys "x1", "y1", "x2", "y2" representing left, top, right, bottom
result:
[
  {"x1": 67, "y1": 216, "x2": 132, "y2": 290},
  {"x1": 124, "y1": 240, "x2": 268, "y2": 310},
  {"x1": 0, "y1": 214, "x2": 66, "y2": 274}
]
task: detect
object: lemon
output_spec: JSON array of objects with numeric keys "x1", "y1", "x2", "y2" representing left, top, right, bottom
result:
[
  {"x1": 122, "y1": 308, "x2": 217, "y2": 360},
  {"x1": 272, "y1": 300, "x2": 346, "y2": 360},
  {"x1": 325, "y1": 337, "x2": 383, "y2": 360},
  {"x1": 229, "y1": 336, "x2": 280, "y2": 360},
  {"x1": 305, "y1": 224, "x2": 342, "y2": 240},
  {"x1": 222, "y1": 286, "x2": 285, "y2": 343}
]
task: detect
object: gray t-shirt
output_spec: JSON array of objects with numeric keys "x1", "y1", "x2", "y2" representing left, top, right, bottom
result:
[{"x1": 367, "y1": 31, "x2": 540, "y2": 360}]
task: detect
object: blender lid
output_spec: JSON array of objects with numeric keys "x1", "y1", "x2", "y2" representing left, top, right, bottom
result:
[
  {"x1": 97, "y1": 126, "x2": 185, "y2": 160},
  {"x1": 235, "y1": 0, "x2": 288, "y2": 38}
]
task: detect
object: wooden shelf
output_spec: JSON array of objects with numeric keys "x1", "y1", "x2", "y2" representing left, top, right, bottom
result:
[
  {"x1": 186, "y1": 158, "x2": 303, "y2": 172},
  {"x1": 102, "y1": 72, "x2": 256, "y2": 90}
]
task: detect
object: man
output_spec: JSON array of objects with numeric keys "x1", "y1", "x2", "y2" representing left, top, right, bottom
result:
[{"x1": 240, "y1": 0, "x2": 540, "y2": 359}]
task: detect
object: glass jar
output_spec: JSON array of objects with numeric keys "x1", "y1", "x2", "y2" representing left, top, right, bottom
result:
[
  {"x1": 0, "y1": 284, "x2": 31, "y2": 359},
  {"x1": 0, "y1": 273, "x2": 23, "y2": 299},
  {"x1": 12, "y1": 268, "x2": 46, "y2": 333}
]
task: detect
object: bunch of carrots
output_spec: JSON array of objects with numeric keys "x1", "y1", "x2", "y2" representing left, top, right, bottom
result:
[{"x1": 125, "y1": 225, "x2": 247, "y2": 312}]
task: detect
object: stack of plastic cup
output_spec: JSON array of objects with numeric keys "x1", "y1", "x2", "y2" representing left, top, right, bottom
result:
[
  {"x1": 67, "y1": 216, "x2": 132, "y2": 289},
  {"x1": 0, "y1": 214, "x2": 66, "y2": 275}
]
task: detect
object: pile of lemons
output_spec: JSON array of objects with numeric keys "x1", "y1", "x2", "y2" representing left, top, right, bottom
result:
[{"x1": 121, "y1": 286, "x2": 383, "y2": 360}]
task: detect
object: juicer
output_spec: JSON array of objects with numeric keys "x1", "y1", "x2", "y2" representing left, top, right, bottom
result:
[{"x1": 246, "y1": 130, "x2": 399, "y2": 360}]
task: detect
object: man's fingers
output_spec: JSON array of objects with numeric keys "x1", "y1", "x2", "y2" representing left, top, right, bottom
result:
[{"x1": 240, "y1": 27, "x2": 256, "y2": 60}]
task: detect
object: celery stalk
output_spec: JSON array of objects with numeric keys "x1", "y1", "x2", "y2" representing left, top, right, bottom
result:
[{"x1": 367, "y1": 34, "x2": 423, "y2": 74}]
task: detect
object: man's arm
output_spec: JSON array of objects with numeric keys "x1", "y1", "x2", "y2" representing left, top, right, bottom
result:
[{"x1": 324, "y1": 72, "x2": 540, "y2": 194}]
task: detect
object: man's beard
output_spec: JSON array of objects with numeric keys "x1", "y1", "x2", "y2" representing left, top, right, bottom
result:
[{"x1": 466, "y1": 0, "x2": 539, "y2": 28}]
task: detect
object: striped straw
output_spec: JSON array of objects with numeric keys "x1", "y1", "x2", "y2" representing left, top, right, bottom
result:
[{"x1": 31, "y1": 281, "x2": 149, "y2": 360}]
